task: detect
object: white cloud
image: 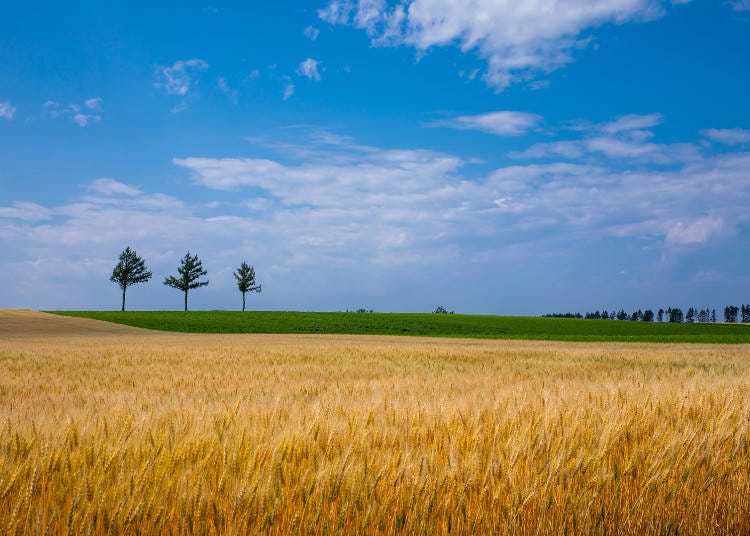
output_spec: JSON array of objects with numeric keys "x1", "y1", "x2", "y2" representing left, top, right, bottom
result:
[
  {"x1": 0, "y1": 101, "x2": 16, "y2": 120},
  {"x1": 731, "y1": 0, "x2": 750, "y2": 11},
  {"x1": 170, "y1": 102, "x2": 189, "y2": 114},
  {"x1": 318, "y1": 1, "x2": 355, "y2": 24},
  {"x1": 601, "y1": 113, "x2": 662, "y2": 134},
  {"x1": 0, "y1": 201, "x2": 52, "y2": 222},
  {"x1": 84, "y1": 98, "x2": 102, "y2": 111},
  {"x1": 304, "y1": 25, "x2": 321, "y2": 40},
  {"x1": 217, "y1": 77, "x2": 239, "y2": 103},
  {"x1": 298, "y1": 58, "x2": 322, "y2": 81},
  {"x1": 513, "y1": 113, "x2": 698, "y2": 164},
  {"x1": 427, "y1": 111, "x2": 541, "y2": 136},
  {"x1": 87, "y1": 178, "x2": 141, "y2": 197},
  {"x1": 528, "y1": 80, "x2": 551, "y2": 91},
  {"x1": 283, "y1": 82, "x2": 296, "y2": 100},
  {"x1": 319, "y1": 0, "x2": 680, "y2": 91},
  {"x1": 665, "y1": 216, "x2": 725, "y2": 246},
  {"x1": 44, "y1": 98, "x2": 103, "y2": 127},
  {"x1": 154, "y1": 59, "x2": 209, "y2": 96},
  {"x1": 701, "y1": 128, "x2": 750, "y2": 145},
  {"x1": 2, "y1": 122, "x2": 748, "y2": 310}
]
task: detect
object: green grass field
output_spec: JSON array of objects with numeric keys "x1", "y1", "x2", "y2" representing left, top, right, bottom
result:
[{"x1": 48, "y1": 310, "x2": 750, "y2": 343}]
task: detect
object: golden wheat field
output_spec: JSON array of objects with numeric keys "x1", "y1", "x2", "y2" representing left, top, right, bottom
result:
[{"x1": 0, "y1": 310, "x2": 749, "y2": 534}]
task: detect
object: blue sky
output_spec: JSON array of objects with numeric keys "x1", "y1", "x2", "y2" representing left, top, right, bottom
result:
[{"x1": 1, "y1": 0, "x2": 749, "y2": 314}]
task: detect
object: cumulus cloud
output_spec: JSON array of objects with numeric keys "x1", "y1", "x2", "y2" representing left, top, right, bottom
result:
[
  {"x1": 701, "y1": 128, "x2": 750, "y2": 145},
  {"x1": 427, "y1": 111, "x2": 542, "y2": 136},
  {"x1": 665, "y1": 216, "x2": 725, "y2": 246},
  {"x1": 43, "y1": 98, "x2": 103, "y2": 127},
  {"x1": 154, "y1": 59, "x2": 209, "y2": 96},
  {"x1": 298, "y1": 58, "x2": 322, "y2": 81},
  {"x1": 319, "y1": 0, "x2": 681, "y2": 91},
  {"x1": 2, "y1": 120, "x2": 748, "y2": 309},
  {"x1": 304, "y1": 25, "x2": 321, "y2": 40},
  {"x1": 0, "y1": 101, "x2": 16, "y2": 120}
]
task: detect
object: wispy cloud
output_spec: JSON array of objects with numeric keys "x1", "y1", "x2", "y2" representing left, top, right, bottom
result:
[
  {"x1": 319, "y1": 0, "x2": 683, "y2": 91},
  {"x1": 701, "y1": 128, "x2": 750, "y2": 145},
  {"x1": 154, "y1": 59, "x2": 209, "y2": 96},
  {"x1": 297, "y1": 58, "x2": 322, "y2": 81},
  {"x1": 0, "y1": 101, "x2": 16, "y2": 120},
  {"x1": 87, "y1": 178, "x2": 141, "y2": 197},
  {"x1": 427, "y1": 111, "x2": 541, "y2": 136},
  {"x1": 513, "y1": 113, "x2": 697, "y2": 164},
  {"x1": 0, "y1": 201, "x2": 52, "y2": 222},
  {"x1": 283, "y1": 81, "x2": 296, "y2": 100},
  {"x1": 43, "y1": 98, "x2": 103, "y2": 127},
  {"x1": 304, "y1": 25, "x2": 321, "y2": 40},
  {"x1": 600, "y1": 113, "x2": 663, "y2": 134},
  {"x1": 217, "y1": 77, "x2": 239, "y2": 103},
  {"x1": 731, "y1": 0, "x2": 750, "y2": 11}
]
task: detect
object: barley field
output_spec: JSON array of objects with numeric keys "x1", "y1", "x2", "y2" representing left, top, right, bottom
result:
[{"x1": 1, "y1": 310, "x2": 749, "y2": 534}]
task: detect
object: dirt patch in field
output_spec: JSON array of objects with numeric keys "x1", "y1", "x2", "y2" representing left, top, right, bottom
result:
[{"x1": 0, "y1": 309, "x2": 151, "y2": 338}]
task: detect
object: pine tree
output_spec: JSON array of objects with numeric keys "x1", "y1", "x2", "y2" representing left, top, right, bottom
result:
[
  {"x1": 163, "y1": 252, "x2": 209, "y2": 312},
  {"x1": 110, "y1": 247, "x2": 152, "y2": 311},
  {"x1": 233, "y1": 262, "x2": 262, "y2": 312},
  {"x1": 668, "y1": 308, "x2": 683, "y2": 323},
  {"x1": 724, "y1": 305, "x2": 739, "y2": 323},
  {"x1": 657, "y1": 308, "x2": 664, "y2": 322}
]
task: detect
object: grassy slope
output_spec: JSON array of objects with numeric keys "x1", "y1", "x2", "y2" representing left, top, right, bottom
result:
[{"x1": 48, "y1": 310, "x2": 750, "y2": 343}]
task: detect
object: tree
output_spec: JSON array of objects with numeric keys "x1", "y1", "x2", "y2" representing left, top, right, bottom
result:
[
  {"x1": 724, "y1": 305, "x2": 739, "y2": 323},
  {"x1": 657, "y1": 308, "x2": 664, "y2": 322},
  {"x1": 685, "y1": 307, "x2": 695, "y2": 323},
  {"x1": 233, "y1": 262, "x2": 262, "y2": 312},
  {"x1": 433, "y1": 306, "x2": 449, "y2": 314},
  {"x1": 711, "y1": 309, "x2": 717, "y2": 323},
  {"x1": 110, "y1": 247, "x2": 152, "y2": 311},
  {"x1": 668, "y1": 308, "x2": 683, "y2": 323},
  {"x1": 741, "y1": 304, "x2": 750, "y2": 323},
  {"x1": 643, "y1": 309, "x2": 654, "y2": 322},
  {"x1": 163, "y1": 252, "x2": 209, "y2": 312}
]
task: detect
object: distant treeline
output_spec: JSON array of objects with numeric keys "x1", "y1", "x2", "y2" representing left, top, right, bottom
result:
[{"x1": 544, "y1": 305, "x2": 750, "y2": 323}]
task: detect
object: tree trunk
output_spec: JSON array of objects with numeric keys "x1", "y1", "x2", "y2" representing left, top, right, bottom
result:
[
  {"x1": 242, "y1": 292, "x2": 246, "y2": 312},
  {"x1": 184, "y1": 289, "x2": 188, "y2": 312},
  {"x1": 121, "y1": 287, "x2": 126, "y2": 312}
]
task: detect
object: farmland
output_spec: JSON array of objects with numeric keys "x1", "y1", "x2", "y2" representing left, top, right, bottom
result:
[
  {"x1": 50, "y1": 310, "x2": 750, "y2": 343},
  {"x1": 1, "y1": 310, "x2": 748, "y2": 534}
]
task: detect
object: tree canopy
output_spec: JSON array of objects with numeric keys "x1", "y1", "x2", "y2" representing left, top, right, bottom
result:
[
  {"x1": 110, "y1": 246, "x2": 152, "y2": 311},
  {"x1": 233, "y1": 262, "x2": 262, "y2": 312},
  {"x1": 163, "y1": 252, "x2": 209, "y2": 311}
]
